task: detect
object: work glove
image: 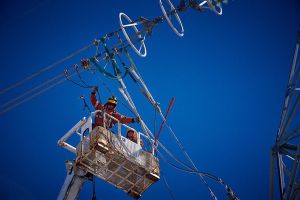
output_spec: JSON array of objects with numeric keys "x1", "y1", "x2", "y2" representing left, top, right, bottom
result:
[
  {"x1": 91, "y1": 86, "x2": 98, "y2": 94},
  {"x1": 132, "y1": 116, "x2": 141, "y2": 123}
]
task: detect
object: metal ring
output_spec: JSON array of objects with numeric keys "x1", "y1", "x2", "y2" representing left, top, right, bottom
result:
[
  {"x1": 119, "y1": 12, "x2": 147, "y2": 58},
  {"x1": 159, "y1": 0, "x2": 184, "y2": 37},
  {"x1": 199, "y1": 0, "x2": 223, "y2": 15}
]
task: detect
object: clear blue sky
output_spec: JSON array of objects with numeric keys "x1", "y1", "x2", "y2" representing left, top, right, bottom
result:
[{"x1": 0, "y1": 0, "x2": 299, "y2": 199}]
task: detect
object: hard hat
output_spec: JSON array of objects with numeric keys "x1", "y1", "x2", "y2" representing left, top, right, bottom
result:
[{"x1": 107, "y1": 96, "x2": 117, "y2": 105}]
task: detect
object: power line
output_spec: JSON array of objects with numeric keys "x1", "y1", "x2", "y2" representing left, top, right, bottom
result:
[
  {"x1": 0, "y1": 43, "x2": 94, "y2": 95},
  {"x1": 0, "y1": 69, "x2": 82, "y2": 115},
  {"x1": 156, "y1": 145, "x2": 239, "y2": 200},
  {"x1": 0, "y1": 72, "x2": 64, "y2": 109},
  {"x1": 155, "y1": 111, "x2": 217, "y2": 199},
  {"x1": 161, "y1": 171, "x2": 176, "y2": 200}
]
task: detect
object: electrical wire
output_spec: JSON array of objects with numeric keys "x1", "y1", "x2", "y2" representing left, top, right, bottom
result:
[
  {"x1": 111, "y1": 39, "x2": 235, "y2": 199},
  {"x1": 0, "y1": 72, "x2": 64, "y2": 109},
  {"x1": 163, "y1": 121, "x2": 217, "y2": 199},
  {"x1": 0, "y1": 27, "x2": 134, "y2": 99},
  {"x1": 122, "y1": 47, "x2": 218, "y2": 198},
  {"x1": 89, "y1": 68, "x2": 136, "y2": 116},
  {"x1": 156, "y1": 143, "x2": 239, "y2": 200},
  {"x1": 0, "y1": 22, "x2": 147, "y2": 114},
  {"x1": 0, "y1": 69, "x2": 83, "y2": 115},
  {"x1": 65, "y1": 70, "x2": 91, "y2": 89},
  {"x1": 0, "y1": 43, "x2": 94, "y2": 95},
  {"x1": 74, "y1": 65, "x2": 93, "y2": 88},
  {"x1": 161, "y1": 171, "x2": 176, "y2": 200}
]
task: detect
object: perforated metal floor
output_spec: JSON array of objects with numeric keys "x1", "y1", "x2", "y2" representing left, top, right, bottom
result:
[{"x1": 76, "y1": 126, "x2": 160, "y2": 199}]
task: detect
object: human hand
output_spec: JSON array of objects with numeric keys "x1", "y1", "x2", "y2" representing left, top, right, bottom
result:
[
  {"x1": 134, "y1": 116, "x2": 141, "y2": 123},
  {"x1": 92, "y1": 86, "x2": 98, "y2": 94}
]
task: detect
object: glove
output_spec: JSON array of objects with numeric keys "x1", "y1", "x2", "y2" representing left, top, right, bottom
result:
[
  {"x1": 132, "y1": 117, "x2": 141, "y2": 123},
  {"x1": 91, "y1": 86, "x2": 98, "y2": 94}
]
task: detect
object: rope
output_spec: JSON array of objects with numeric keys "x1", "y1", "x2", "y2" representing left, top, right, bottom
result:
[{"x1": 0, "y1": 43, "x2": 93, "y2": 95}]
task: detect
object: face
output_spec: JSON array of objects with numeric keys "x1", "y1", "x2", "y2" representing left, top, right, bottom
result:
[
  {"x1": 106, "y1": 103, "x2": 116, "y2": 110},
  {"x1": 127, "y1": 130, "x2": 134, "y2": 136},
  {"x1": 131, "y1": 131, "x2": 137, "y2": 140},
  {"x1": 127, "y1": 130, "x2": 136, "y2": 140}
]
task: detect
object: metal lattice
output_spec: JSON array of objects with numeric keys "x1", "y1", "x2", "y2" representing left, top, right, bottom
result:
[{"x1": 270, "y1": 29, "x2": 300, "y2": 200}]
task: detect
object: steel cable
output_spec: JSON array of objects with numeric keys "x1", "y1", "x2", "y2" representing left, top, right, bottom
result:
[
  {"x1": 156, "y1": 148, "x2": 239, "y2": 200},
  {"x1": 0, "y1": 73, "x2": 65, "y2": 109},
  {"x1": 0, "y1": 43, "x2": 94, "y2": 95},
  {"x1": 161, "y1": 171, "x2": 176, "y2": 200},
  {"x1": 0, "y1": 69, "x2": 82, "y2": 115}
]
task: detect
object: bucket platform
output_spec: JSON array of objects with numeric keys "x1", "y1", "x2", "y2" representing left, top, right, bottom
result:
[{"x1": 58, "y1": 112, "x2": 160, "y2": 199}]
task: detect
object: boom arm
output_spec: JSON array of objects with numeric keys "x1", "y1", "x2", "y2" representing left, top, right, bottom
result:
[{"x1": 57, "y1": 160, "x2": 89, "y2": 200}]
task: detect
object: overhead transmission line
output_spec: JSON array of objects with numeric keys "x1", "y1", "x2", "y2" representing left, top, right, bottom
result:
[
  {"x1": 127, "y1": 61, "x2": 218, "y2": 198},
  {"x1": 0, "y1": 27, "x2": 143, "y2": 116},
  {"x1": 156, "y1": 138, "x2": 239, "y2": 200},
  {"x1": 0, "y1": 69, "x2": 84, "y2": 115},
  {"x1": 161, "y1": 171, "x2": 176, "y2": 200},
  {"x1": 0, "y1": 72, "x2": 65, "y2": 110},
  {"x1": 0, "y1": 42, "x2": 94, "y2": 95}
]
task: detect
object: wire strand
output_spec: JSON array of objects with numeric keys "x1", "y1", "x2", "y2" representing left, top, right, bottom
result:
[
  {"x1": 0, "y1": 73, "x2": 65, "y2": 109},
  {"x1": 89, "y1": 68, "x2": 136, "y2": 116},
  {"x1": 157, "y1": 144, "x2": 239, "y2": 200},
  {"x1": 0, "y1": 43, "x2": 93, "y2": 95},
  {"x1": 0, "y1": 70, "x2": 82, "y2": 115},
  {"x1": 161, "y1": 171, "x2": 176, "y2": 200},
  {"x1": 163, "y1": 121, "x2": 217, "y2": 199}
]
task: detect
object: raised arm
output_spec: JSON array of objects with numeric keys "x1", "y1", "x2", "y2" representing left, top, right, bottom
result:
[{"x1": 90, "y1": 86, "x2": 102, "y2": 110}]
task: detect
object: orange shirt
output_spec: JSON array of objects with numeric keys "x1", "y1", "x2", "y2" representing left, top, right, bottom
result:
[{"x1": 91, "y1": 93, "x2": 134, "y2": 128}]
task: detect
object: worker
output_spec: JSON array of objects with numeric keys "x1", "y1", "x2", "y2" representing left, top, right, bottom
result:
[
  {"x1": 126, "y1": 129, "x2": 144, "y2": 147},
  {"x1": 90, "y1": 86, "x2": 139, "y2": 129}
]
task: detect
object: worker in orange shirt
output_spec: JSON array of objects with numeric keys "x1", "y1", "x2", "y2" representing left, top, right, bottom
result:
[{"x1": 90, "y1": 86, "x2": 139, "y2": 129}]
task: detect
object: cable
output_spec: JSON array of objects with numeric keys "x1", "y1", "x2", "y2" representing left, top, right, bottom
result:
[
  {"x1": 163, "y1": 121, "x2": 217, "y2": 200},
  {"x1": 89, "y1": 68, "x2": 136, "y2": 116},
  {"x1": 157, "y1": 149, "x2": 216, "y2": 181},
  {"x1": 92, "y1": 176, "x2": 97, "y2": 200},
  {"x1": 154, "y1": 107, "x2": 157, "y2": 137},
  {"x1": 156, "y1": 145, "x2": 240, "y2": 200},
  {"x1": 64, "y1": 69, "x2": 91, "y2": 89},
  {"x1": 80, "y1": 95, "x2": 92, "y2": 114},
  {"x1": 120, "y1": 41, "x2": 223, "y2": 199},
  {"x1": 0, "y1": 70, "x2": 82, "y2": 115},
  {"x1": 0, "y1": 72, "x2": 64, "y2": 109},
  {"x1": 157, "y1": 140, "x2": 194, "y2": 170},
  {"x1": 0, "y1": 43, "x2": 94, "y2": 95},
  {"x1": 74, "y1": 65, "x2": 93, "y2": 88},
  {"x1": 161, "y1": 171, "x2": 176, "y2": 200},
  {"x1": 118, "y1": 50, "x2": 211, "y2": 197}
]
